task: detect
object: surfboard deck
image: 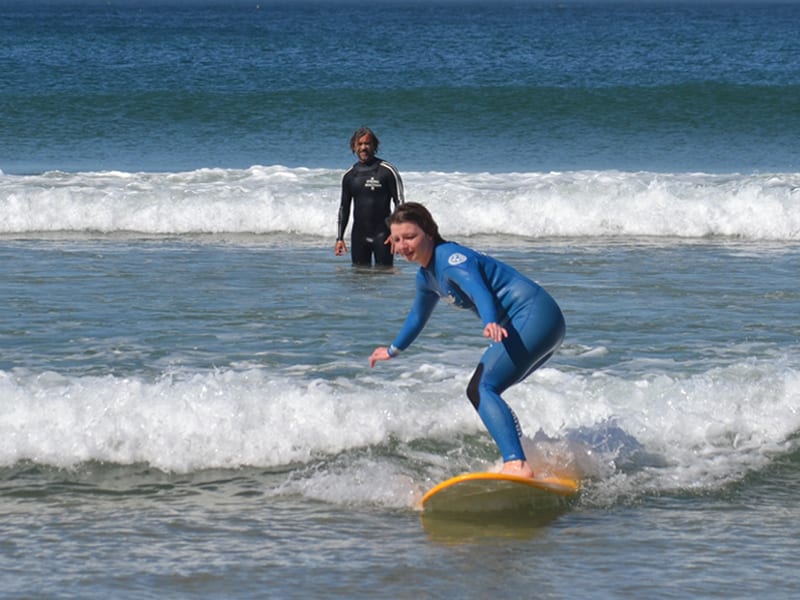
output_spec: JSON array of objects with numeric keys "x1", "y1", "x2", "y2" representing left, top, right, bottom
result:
[{"x1": 421, "y1": 471, "x2": 580, "y2": 515}]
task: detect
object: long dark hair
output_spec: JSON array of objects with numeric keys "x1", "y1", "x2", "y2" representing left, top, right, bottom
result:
[
  {"x1": 349, "y1": 127, "x2": 380, "y2": 153},
  {"x1": 388, "y1": 202, "x2": 446, "y2": 244}
]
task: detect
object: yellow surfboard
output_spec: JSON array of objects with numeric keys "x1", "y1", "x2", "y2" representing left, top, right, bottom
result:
[{"x1": 421, "y1": 472, "x2": 580, "y2": 515}]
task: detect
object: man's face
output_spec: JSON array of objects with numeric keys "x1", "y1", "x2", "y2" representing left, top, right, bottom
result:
[{"x1": 354, "y1": 134, "x2": 376, "y2": 163}]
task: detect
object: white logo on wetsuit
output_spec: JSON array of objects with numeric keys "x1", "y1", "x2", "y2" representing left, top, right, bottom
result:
[
  {"x1": 448, "y1": 252, "x2": 467, "y2": 266},
  {"x1": 364, "y1": 177, "x2": 382, "y2": 190}
]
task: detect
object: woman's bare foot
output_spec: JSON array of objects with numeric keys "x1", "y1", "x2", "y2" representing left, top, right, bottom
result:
[{"x1": 500, "y1": 459, "x2": 535, "y2": 479}]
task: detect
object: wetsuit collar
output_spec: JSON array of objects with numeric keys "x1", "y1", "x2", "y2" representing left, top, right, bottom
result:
[{"x1": 421, "y1": 241, "x2": 444, "y2": 270}]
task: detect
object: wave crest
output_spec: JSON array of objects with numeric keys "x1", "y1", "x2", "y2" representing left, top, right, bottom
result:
[{"x1": 2, "y1": 167, "x2": 798, "y2": 240}]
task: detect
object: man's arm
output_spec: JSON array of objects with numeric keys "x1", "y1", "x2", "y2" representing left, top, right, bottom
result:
[
  {"x1": 380, "y1": 161, "x2": 404, "y2": 207},
  {"x1": 335, "y1": 172, "x2": 353, "y2": 255}
]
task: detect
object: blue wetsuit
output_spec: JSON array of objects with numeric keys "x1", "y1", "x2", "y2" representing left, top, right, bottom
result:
[{"x1": 389, "y1": 242, "x2": 565, "y2": 462}]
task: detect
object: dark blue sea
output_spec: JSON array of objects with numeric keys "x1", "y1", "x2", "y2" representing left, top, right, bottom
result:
[{"x1": 2, "y1": 1, "x2": 799, "y2": 598}]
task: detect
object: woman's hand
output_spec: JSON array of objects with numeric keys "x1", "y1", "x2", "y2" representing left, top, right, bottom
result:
[
  {"x1": 483, "y1": 322, "x2": 508, "y2": 343},
  {"x1": 369, "y1": 346, "x2": 391, "y2": 367}
]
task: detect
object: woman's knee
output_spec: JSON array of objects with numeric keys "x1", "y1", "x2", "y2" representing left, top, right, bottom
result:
[{"x1": 466, "y1": 363, "x2": 484, "y2": 410}]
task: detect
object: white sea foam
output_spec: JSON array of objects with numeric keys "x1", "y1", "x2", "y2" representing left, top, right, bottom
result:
[
  {"x1": 2, "y1": 166, "x2": 799, "y2": 240},
  {"x1": 1, "y1": 356, "x2": 797, "y2": 506}
]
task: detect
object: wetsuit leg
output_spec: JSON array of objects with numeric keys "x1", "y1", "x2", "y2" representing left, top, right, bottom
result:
[
  {"x1": 466, "y1": 291, "x2": 566, "y2": 462},
  {"x1": 350, "y1": 229, "x2": 374, "y2": 266},
  {"x1": 372, "y1": 230, "x2": 394, "y2": 267}
]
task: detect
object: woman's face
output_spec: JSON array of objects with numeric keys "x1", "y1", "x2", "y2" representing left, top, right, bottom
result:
[{"x1": 390, "y1": 221, "x2": 434, "y2": 267}]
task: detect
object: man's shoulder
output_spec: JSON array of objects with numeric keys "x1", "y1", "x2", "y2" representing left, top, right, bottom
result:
[{"x1": 377, "y1": 159, "x2": 401, "y2": 176}]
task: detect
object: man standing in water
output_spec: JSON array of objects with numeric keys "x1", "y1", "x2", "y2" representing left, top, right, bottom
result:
[{"x1": 335, "y1": 127, "x2": 404, "y2": 267}]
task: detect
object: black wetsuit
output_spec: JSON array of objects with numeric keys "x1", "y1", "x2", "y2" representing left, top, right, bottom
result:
[{"x1": 337, "y1": 157, "x2": 404, "y2": 266}]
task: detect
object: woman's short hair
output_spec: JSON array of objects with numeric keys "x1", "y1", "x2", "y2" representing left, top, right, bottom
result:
[{"x1": 388, "y1": 202, "x2": 445, "y2": 244}]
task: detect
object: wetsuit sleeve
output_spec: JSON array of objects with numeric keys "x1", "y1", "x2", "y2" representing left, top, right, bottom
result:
[
  {"x1": 381, "y1": 161, "x2": 404, "y2": 208},
  {"x1": 442, "y1": 264, "x2": 500, "y2": 326},
  {"x1": 390, "y1": 271, "x2": 439, "y2": 351},
  {"x1": 337, "y1": 172, "x2": 353, "y2": 241}
]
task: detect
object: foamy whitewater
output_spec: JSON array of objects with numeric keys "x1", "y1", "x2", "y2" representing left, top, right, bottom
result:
[
  {"x1": 3, "y1": 168, "x2": 799, "y2": 508},
  {"x1": 3, "y1": 167, "x2": 800, "y2": 239},
  {"x1": 4, "y1": 352, "x2": 798, "y2": 504}
]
